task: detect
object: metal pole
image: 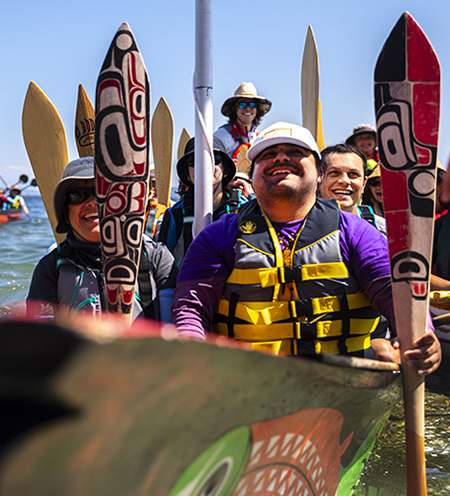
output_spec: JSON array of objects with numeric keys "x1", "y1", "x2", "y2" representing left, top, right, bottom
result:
[{"x1": 194, "y1": 0, "x2": 213, "y2": 237}]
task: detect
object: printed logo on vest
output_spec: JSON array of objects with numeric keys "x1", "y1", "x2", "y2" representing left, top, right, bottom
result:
[{"x1": 239, "y1": 220, "x2": 257, "y2": 234}]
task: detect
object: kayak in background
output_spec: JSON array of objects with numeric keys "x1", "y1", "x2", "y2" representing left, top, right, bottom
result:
[{"x1": 0, "y1": 208, "x2": 22, "y2": 224}]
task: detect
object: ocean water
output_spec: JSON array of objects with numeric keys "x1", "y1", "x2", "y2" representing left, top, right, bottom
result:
[
  {"x1": 0, "y1": 193, "x2": 449, "y2": 494},
  {"x1": 0, "y1": 193, "x2": 53, "y2": 316}
]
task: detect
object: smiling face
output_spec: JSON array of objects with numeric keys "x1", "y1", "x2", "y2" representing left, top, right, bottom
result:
[
  {"x1": 67, "y1": 179, "x2": 100, "y2": 243},
  {"x1": 368, "y1": 177, "x2": 383, "y2": 204},
  {"x1": 319, "y1": 153, "x2": 366, "y2": 213},
  {"x1": 252, "y1": 144, "x2": 319, "y2": 206},
  {"x1": 353, "y1": 133, "x2": 376, "y2": 158},
  {"x1": 235, "y1": 100, "x2": 257, "y2": 129}
]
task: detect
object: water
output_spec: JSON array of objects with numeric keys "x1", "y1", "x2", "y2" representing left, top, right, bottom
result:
[{"x1": 0, "y1": 194, "x2": 449, "y2": 493}]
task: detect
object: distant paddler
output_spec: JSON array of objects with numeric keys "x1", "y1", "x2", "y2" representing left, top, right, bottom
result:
[{"x1": 27, "y1": 157, "x2": 178, "y2": 323}]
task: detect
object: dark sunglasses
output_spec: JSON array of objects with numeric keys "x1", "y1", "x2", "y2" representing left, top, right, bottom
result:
[
  {"x1": 67, "y1": 186, "x2": 96, "y2": 205},
  {"x1": 370, "y1": 180, "x2": 381, "y2": 188},
  {"x1": 186, "y1": 153, "x2": 223, "y2": 168},
  {"x1": 237, "y1": 101, "x2": 257, "y2": 109}
]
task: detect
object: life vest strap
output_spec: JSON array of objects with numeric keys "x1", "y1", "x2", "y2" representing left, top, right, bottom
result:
[{"x1": 227, "y1": 262, "x2": 349, "y2": 287}]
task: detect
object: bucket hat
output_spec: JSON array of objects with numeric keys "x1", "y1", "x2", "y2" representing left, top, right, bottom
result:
[
  {"x1": 53, "y1": 157, "x2": 95, "y2": 233},
  {"x1": 346, "y1": 124, "x2": 377, "y2": 146},
  {"x1": 221, "y1": 82, "x2": 271, "y2": 119},
  {"x1": 177, "y1": 137, "x2": 236, "y2": 188},
  {"x1": 247, "y1": 122, "x2": 321, "y2": 161}
]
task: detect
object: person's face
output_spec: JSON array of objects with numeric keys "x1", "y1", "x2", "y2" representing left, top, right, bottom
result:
[
  {"x1": 319, "y1": 153, "x2": 366, "y2": 213},
  {"x1": 67, "y1": 180, "x2": 100, "y2": 243},
  {"x1": 252, "y1": 144, "x2": 319, "y2": 202},
  {"x1": 368, "y1": 177, "x2": 383, "y2": 203},
  {"x1": 354, "y1": 133, "x2": 376, "y2": 157},
  {"x1": 235, "y1": 100, "x2": 257, "y2": 128},
  {"x1": 187, "y1": 153, "x2": 225, "y2": 189}
]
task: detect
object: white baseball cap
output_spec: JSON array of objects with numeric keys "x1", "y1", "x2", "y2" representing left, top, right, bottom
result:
[{"x1": 247, "y1": 122, "x2": 321, "y2": 161}]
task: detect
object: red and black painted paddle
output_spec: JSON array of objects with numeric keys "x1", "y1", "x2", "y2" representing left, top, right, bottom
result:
[{"x1": 375, "y1": 12, "x2": 440, "y2": 496}]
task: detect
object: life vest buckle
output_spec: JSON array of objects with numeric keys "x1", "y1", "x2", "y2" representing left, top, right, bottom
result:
[
  {"x1": 290, "y1": 299, "x2": 313, "y2": 318},
  {"x1": 280, "y1": 266, "x2": 302, "y2": 284},
  {"x1": 299, "y1": 322, "x2": 316, "y2": 342}
]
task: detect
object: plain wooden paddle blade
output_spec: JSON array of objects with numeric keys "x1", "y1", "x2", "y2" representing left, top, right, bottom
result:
[
  {"x1": 301, "y1": 25, "x2": 319, "y2": 141},
  {"x1": 95, "y1": 22, "x2": 151, "y2": 322},
  {"x1": 375, "y1": 11, "x2": 441, "y2": 496},
  {"x1": 22, "y1": 81, "x2": 68, "y2": 244},
  {"x1": 177, "y1": 127, "x2": 191, "y2": 161},
  {"x1": 317, "y1": 100, "x2": 326, "y2": 150},
  {"x1": 75, "y1": 84, "x2": 95, "y2": 158},
  {"x1": 151, "y1": 97, "x2": 174, "y2": 207}
]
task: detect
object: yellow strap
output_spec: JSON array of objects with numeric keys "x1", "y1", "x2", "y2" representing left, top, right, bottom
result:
[
  {"x1": 215, "y1": 317, "x2": 379, "y2": 341},
  {"x1": 217, "y1": 292, "x2": 372, "y2": 326},
  {"x1": 314, "y1": 334, "x2": 372, "y2": 354},
  {"x1": 227, "y1": 262, "x2": 348, "y2": 287}
]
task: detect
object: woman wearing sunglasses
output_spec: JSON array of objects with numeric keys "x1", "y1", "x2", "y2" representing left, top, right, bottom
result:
[
  {"x1": 27, "y1": 157, "x2": 178, "y2": 322},
  {"x1": 363, "y1": 165, "x2": 384, "y2": 217},
  {"x1": 214, "y1": 82, "x2": 271, "y2": 161}
]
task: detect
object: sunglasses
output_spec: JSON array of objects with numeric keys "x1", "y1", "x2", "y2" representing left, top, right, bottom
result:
[
  {"x1": 67, "y1": 186, "x2": 96, "y2": 205},
  {"x1": 237, "y1": 101, "x2": 257, "y2": 109},
  {"x1": 186, "y1": 153, "x2": 223, "y2": 168},
  {"x1": 370, "y1": 180, "x2": 381, "y2": 188}
]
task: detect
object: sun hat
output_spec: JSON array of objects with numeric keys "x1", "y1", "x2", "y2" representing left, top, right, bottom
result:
[
  {"x1": 367, "y1": 164, "x2": 381, "y2": 180},
  {"x1": 221, "y1": 82, "x2": 272, "y2": 119},
  {"x1": 53, "y1": 157, "x2": 95, "y2": 233},
  {"x1": 176, "y1": 137, "x2": 236, "y2": 188},
  {"x1": 346, "y1": 124, "x2": 377, "y2": 146},
  {"x1": 247, "y1": 122, "x2": 321, "y2": 161}
]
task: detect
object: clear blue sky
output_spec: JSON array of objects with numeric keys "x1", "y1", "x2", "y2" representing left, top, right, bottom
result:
[{"x1": 1, "y1": 0, "x2": 449, "y2": 185}]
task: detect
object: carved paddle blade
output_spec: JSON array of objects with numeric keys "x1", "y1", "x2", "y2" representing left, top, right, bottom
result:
[
  {"x1": 95, "y1": 22, "x2": 151, "y2": 321},
  {"x1": 75, "y1": 84, "x2": 95, "y2": 158}
]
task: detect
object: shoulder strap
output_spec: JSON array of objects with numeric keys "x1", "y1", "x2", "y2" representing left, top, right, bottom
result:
[{"x1": 358, "y1": 205, "x2": 377, "y2": 228}]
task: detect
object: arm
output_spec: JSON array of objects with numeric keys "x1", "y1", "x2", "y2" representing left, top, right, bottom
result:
[
  {"x1": 171, "y1": 214, "x2": 238, "y2": 339},
  {"x1": 26, "y1": 250, "x2": 59, "y2": 318}
]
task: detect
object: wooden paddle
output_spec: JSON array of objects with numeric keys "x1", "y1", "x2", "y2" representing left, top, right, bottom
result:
[
  {"x1": 301, "y1": 25, "x2": 325, "y2": 150},
  {"x1": 177, "y1": 128, "x2": 191, "y2": 161},
  {"x1": 75, "y1": 84, "x2": 95, "y2": 158},
  {"x1": 95, "y1": 22, "x2": 151, "y2": 324},
  {"x1": 236, "y1": 146, "x2": 251, "y2": 175},
  {"x1": 22, "y1": 81, "x2": 68, "y2": 244},
  {"x1": 151, "y1": 97, "x2": 174, "y2": 207},
  {"x1": 375, "y1": 12, "x2": 441, "y2": 496}
]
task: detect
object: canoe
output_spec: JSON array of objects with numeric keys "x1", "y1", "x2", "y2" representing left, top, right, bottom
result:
[
  {"x1": 0, "y1": 208, "x2": 22, "y2": 224},
  {"x1": 0, "y1": 316, "x2": 401, "y2": 495}
]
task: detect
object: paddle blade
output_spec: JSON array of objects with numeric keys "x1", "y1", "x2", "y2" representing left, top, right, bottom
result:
[
  {"x1": 375, "y1": 12, "x2": 441, "y2": 496},
  {"x1": 95, "y1": 22, "x2": 151, "y2": 322},
  {"x1": 151, "y1": 97, "x2": 174, "y2": 207},
  {"x1": 236, "y1": 146, "x2": 251, "y2": 174},
  {"x1": 301, "y1": 25, "x2": 320, "y2": 141},
  {"x1": 22, "y1": 81, "x2": 68, "y2": 244},
  {"x1": 75, "y1": 84, "x2": 95, "y2": 158},
  {"x1": 177, "y1": 128, "x2": 191, "y2": 161}
]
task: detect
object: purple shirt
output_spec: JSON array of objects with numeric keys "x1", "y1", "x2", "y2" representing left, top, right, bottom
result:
[{"x1": 172, "y1": 209, "x2": 405, "y2": 340}]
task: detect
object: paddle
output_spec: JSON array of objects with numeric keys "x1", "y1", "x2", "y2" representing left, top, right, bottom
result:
[
  {"x1": 75, "y1": 84, "x2": 95, "y2": 158},
  {"x1": 95, "y1": 22, "x2": 151, "y2": 324},
  {"x1": 177, "y1": 128, "x2": 191, "y2": 161},
  {"x1": 301, "y1": 25, "x2": 325, "y2": 150},
  {"x1": 20, "y1": 178, "x2": 38, "y2": 192},
  {"x1": 22, "y1": 81, "x2": 68, "y2": 244},
  {"x1": 0, "y1": 174, "x2": 28, "y2": 190},
  {"x1": 151, "y1": 97, "x2": 174, "y2": 207},
  {"x1": 375, "y1": 12, "x2": 441, "y2": 496}
]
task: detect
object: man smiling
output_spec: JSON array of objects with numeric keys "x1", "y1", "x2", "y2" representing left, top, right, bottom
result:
[{"x1": 172, "y1": 122, "x2": 440, "y2": 374}]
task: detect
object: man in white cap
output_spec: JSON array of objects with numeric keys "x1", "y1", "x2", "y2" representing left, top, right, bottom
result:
[{"x1": 172, "y1": 122, "x2": 441, "y2": 374}]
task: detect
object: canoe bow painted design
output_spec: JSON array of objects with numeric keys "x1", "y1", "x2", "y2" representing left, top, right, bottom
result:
[{"x1": 95, "y1": 22, "x2": 151, "y2": 318}]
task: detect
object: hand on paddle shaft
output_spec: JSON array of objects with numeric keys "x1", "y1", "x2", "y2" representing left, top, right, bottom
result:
[{"x1": 391, "y1": 331, "x2": 442, "y2": 375}]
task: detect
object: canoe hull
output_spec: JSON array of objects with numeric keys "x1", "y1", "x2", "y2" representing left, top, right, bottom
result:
[
  {"x1": 0, "y1": 209, "x2": 22, "y2": 224},
  {"x1": 0, "y1": 320, "x2": 402, "y2": 495}
]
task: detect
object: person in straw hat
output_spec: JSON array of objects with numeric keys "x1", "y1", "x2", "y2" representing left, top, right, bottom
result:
[
  {"x1": 346, "y1": 124, "x2": 378, "y2": 172},
  {"x1": 214, "y1": 82, "x2": 271, "y2": 162},
  {"x1": 363, "y1": 165, "x2": 384, "y2": 217}
]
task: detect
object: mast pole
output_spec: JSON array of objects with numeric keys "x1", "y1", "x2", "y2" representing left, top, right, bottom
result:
[{"x1": 194, "y1": 0, "x2": 213, "y2": 237}]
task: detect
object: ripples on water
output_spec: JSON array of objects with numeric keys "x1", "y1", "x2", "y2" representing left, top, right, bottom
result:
[
  {"x1": 0, "y1": 194, "x2": 53, "y2": 316},
  {"x1": 0, "y1": 194, "x2": 449, "y2": 494}
]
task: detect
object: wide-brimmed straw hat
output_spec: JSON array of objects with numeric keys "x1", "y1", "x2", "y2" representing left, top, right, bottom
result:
[
  {"x1": 367, "y1": 164, "x2": 381, "y2": 180},
  {"x1": 346, "y1": 124, "x2": 377, "y2": 146},
  {"x1": 53, "y1": 157, "x2": 95, "y2": 233},
  {"x1": 176, "y1": 137, "x2": 236, "y2": 188},
  {"x1": 221, "y1": 82, "x2": 272, "y2": 118}
]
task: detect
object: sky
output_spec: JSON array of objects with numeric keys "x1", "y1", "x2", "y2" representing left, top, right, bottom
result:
[{"x1": 1, "y1": 0, "x2": 450, "y2": 188}]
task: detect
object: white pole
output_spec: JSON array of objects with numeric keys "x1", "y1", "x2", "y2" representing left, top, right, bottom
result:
[{"x1": 194, "y1": 0, "x2": 213, "y2": 237}]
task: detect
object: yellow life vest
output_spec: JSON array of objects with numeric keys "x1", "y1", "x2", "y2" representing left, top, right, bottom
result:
[{"x1": 213, "y1": 199, "x2": 380, "y2": 356}]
